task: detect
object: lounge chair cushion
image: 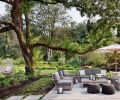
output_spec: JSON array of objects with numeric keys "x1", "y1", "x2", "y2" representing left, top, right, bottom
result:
[
  {"x1": 79, "y1": 70, "x2": 85, "y2": 76},
  {"x1": 101, "y1": 70, "x2": 106, "y2": 76},
  {"x1": 85, "y1": 69, "x2": 93, "y2": 75},
  {"x1": 58, "y1": 80, "x2": 73, "y2": 88},
  {"x1": 53, "y1": 72, "x2": 60, "y2": 81},
  {"x1": 93, "y1": 69, "x2": 101, "y2": 74},
  {"x1": 58, "y1": 70, "x2": 64, "y2": 79}
]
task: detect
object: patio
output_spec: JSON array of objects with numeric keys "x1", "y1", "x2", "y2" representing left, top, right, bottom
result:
[{"x1": 42, "y1": 83, "x2": 120, "y2": 100}]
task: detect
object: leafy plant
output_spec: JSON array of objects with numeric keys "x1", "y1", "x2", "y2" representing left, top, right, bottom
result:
[
  {"x1": 0, "y1": 76, "x2": 14, "y2": 87},
  {"x1": 58, "y1": 57, "x2": 65, "y2": 65},
  {"x1": 88, "y1": 53, "x2": 107, "y2": 67},
  {"x1": 106, "y1": 71, "x2": 115, "y2": 79},
  {"x1": 20, "y1": 78, "x2": 54, "y2": 93},
  {"x1": 33, "y1": 48, "x2": 43, "y2": 63},
  {"x1": 13, "y1": 57, "x2": 24, "y2": 65},
  {"x1": 67, "y1": 55, "x2": 82, "y2": 68},
  {"x1": 13, "y1": 70, "x2": 26, "y2": 81}
]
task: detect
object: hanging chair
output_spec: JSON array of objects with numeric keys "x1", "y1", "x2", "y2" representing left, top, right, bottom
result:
[
  {"x1": 0, "y1": 59, "x2": 14, "y2": 75},
  {"x1": 1, "y1": 65, "x2": 13, "y2": 75}
]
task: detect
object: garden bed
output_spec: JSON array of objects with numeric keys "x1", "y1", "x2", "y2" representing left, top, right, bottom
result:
[{"x1": 0, "y1": 77, "x2": 54, "y2": 99}]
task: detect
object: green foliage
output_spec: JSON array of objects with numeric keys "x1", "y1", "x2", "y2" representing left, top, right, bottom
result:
[
  {"x1": 13, "y1": 57, "x2": 24, "y2": 65},
  {"x1": 0, "y1": 76, "x2": 14, "y2": 87},
  {"x1": 0, "y1": 58, "x2": 13, "y2": 67},
  {"x1": 1, "y1": 0, "x2": 120, "y2": 69},
  {"x1": 88, "y1": 53, "x2": 107, "y2": 67},
  {"x1": 106, "y1": 71, "x2": 116, "y2": 79},
  {"x1": 72, "y1": 23, "x2": 87, "y2": 44},
  {"x1": 0, "y1": 36, "x2": 6, "y2": 57},
  {"x1": 0, "y1": 31, "x2": 21, "y2": 59},
  {"x1": 0, "y1": 58, "x2": 3, "y2": 64},
  {"x1": 30, "y1": 3, "x2": 72, "y2": 43},
  {"x1": 20, "y1": 77, "x2": 54, "y2": 93},
  {"x1": 68, "y1": 42, "x2": 80, "y2": 51},
  {"x1": 13, "y1": 70, "x2": 26, "y2": 81},
  {"x1": 0, "y1": 70, "x2": 26, "y2": 87},
  {"x1": 58, "y1": 57, "x2": 65, "y2": 65},
  {"x1": 67, "y1": 55, "x2": 82, "y2": 68},
  {"x1": 33, "y1": 48, "x2": 43, "y2": 62},
  {"x1": 67, "y1": 69, "x2": 79, "y2": 75},
  {"x1": 21, "y1": 0, "x2": 35, "y2": 14}
]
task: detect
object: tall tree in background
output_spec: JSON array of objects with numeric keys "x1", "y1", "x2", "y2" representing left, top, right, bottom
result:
[{"x1": 30, "y1": 3, "x2": 72, "y2": 61}]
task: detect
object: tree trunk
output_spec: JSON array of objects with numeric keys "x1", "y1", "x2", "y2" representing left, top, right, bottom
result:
[
  {"x1": 47, "y1": 48, "x2": 53, "y2": 62},
  {"x1": 25, "y1": 14, "x2": 31, "y2": 45},
  {"x1": 11, "y1": 0, "x2": 34, "y2": 75}
]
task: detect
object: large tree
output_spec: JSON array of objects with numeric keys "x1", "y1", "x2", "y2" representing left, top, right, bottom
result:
[
  {"x1": 0, "y1": 0, "x2": 120, "y2": 75},
  {"x1": 30, "y1": 3, "x2": 72, "y2": 61}
]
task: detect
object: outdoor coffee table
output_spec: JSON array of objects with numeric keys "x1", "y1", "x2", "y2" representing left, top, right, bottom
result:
[{"x1": 81, "y1": 78, "x2": 109, "y2": 88}]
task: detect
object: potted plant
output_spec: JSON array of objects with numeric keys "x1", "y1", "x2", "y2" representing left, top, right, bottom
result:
[{"x1": 106, "y1": 71, "x2": 115, "y2": 79}]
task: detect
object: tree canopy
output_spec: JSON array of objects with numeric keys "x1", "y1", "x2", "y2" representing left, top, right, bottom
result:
[{"x1": 0, "y1": 0, "x2": 120, "y2": 74}]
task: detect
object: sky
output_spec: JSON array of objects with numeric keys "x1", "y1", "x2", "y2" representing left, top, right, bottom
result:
[
  {"x1": 0, "y1": 2, "x2": 88, "y2": 23},
  {"x1": 0, "y1": 2, "x2": 6, "y2": 15},
  {"x1": 67, "y1": 7, "x2": 88, "y2": 23}
]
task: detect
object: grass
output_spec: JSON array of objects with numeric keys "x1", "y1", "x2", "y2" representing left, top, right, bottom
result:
[
  {"x1": 40, "y1": 70, "x2": 57, "y2": 75},
  {"x1": 0, "y1": 61, "x2": 78, "y2": 78}
]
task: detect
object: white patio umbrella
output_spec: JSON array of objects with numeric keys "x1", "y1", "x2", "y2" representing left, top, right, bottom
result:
[{"x1": 96, "y1": 44, "x2": 120, "y2": 71}]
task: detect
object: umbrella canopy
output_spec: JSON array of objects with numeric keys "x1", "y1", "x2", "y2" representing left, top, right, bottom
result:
[
  {"x1": 96, "y1": 44, "x2": 120, "y2": 71},
  {"x1": 98, "y1": 44, "x2": 120, "y2": 52}
]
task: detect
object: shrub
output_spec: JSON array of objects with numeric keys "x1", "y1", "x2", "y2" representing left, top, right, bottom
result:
[
  {"x1": 67, "y1": 56, "x2": 82, "y2": 68},
  {"x1": 0, "y1": 76, "x2": 14, "y2": 87},
  {"x1": 58, "y1": 57, "x2": 65, "y2": 65},
  {"x1": 0, "y1": 71, "x2": 26, "y2": 87},
  {"x1": 67, "y1": 69, "x2": 78, "y2": 75},
  {"x1": 13, "y1": 57, "x2": 24, "y2": 65},
  {"x1": 20, "y1": 77, "x2": 54, "y2": 93},
  {"x1": 106, "y1": 71, "x2": 117, "y2": 79},
  {"x1": 57, "y1": 67, "x2": 66, "y2": 70},
  {"x1": 0, "y1": 58, "x2": 3, "y2": 64},
  {"x1": 88, "y1": 53, "x2": 107, "y2": 67},
  {"x1": 13, "y1": 70, "x2": 26, "y2": 81},
  {"x1": 33, "y1": 48, "x2": 43, "y2": 63}
]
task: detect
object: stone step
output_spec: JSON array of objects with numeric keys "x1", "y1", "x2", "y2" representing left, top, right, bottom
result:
[
  {"x1": 23, "y1": 95, "x2": 43, "y2": 100},
  {"x1": 6, "y1": 95, "x2": 25, "y2": 100}
]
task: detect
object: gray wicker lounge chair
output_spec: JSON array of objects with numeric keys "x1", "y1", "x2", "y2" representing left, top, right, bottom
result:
[
  {"x1": 111, "y1": 78, "x2": 120, "y2": 90},
  {"x1": 53, "y1": 72, "x2": 73, "y2": 90}
]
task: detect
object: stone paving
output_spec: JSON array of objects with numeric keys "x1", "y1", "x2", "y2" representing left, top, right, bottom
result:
[
  {"x1": 23, "y1": 95, "x2": 43, "y2": 100},
  {"x1": 6, "y1": 83, "x2": 120, "y2": 100},
  {"x1": 6, "y1": 95, "x2": 43, "y2": 100},
  {"x1": 42, "y1": 84, "x2": 120, "y2": 100},
  {"x1": 6, "y1": 96, "x2": 25, "y2": 100}
]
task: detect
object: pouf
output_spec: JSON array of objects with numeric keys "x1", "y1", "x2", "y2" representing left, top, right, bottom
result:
[
  {"x1": 87, "y1": 84, "x2": 100, "y2": 94},
  {"x1": 102, "y1": 84, "x2": 115, "y2": 95}
]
